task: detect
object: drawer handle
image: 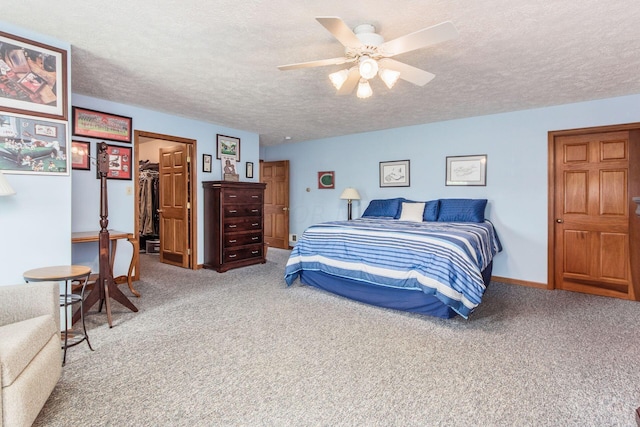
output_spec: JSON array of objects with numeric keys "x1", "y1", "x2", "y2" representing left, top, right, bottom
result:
[
  {"x1": 229, "y1": 210, "x2": 237, "y2": 213},
  {"x1": 251, "y1": 251, "x2": 259, "y2": 254},
  {"x1": 252, "y1": 237, "x2": 258, "y2": 240},
  {"x1": 251, "y1": 195, "x2": 259, "y2": 198},
  {"x1": 229, "y1": 239, "x2": 237, "y2": 243},
  {"x1": 229, "y1": 254, "x2": 237, "y2": 258},
  {"x1": 229, "y1": 195, "x2": 237, "y2": 198},
  {"x1": 229, "y1": 225, "x2": 237, "y2": 228},
  {"x1": 252, "y1": 223, "x2": 259, "y2": 226},
  {"x1": 251, "y1": 209, "x2": 258, "y2": 213}
]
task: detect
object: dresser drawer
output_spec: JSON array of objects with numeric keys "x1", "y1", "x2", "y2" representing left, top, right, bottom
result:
[
  {"x1": 224, "y1": 205, "x2": 262, "y2": 217},
  {"x1": 224, "y1": 232, "x2": 262, "y2": 247},
  {"x1": 223, "y1": 190, "x2": 263, "y2": 204},
  {"x1": 224, "y1": 217, "x2": 262, "y2": 232},
  {"x1": 223, "y1": 245, "x2": 263, "y2": 262}
]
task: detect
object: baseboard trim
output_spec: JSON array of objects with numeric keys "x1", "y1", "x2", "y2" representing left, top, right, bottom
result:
[{"x1": 491, "y1": 275, "x2": 548, "y2": 289}]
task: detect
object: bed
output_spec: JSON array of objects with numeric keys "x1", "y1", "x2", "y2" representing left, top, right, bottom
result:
[{"x1": 284, "y1": 198, "x2": 502, "y2": 319}]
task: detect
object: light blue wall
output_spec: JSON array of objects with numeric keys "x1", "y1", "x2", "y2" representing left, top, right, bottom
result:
[
  {"x1": 0, "y1": 22, "x2": 72, "y2": 284},
  {"x1": 70, "y1": 94, "x2": 260, "y2": 274},
  {"x1": 263, "y1": 94, "x2": 640, "y2": 285}
]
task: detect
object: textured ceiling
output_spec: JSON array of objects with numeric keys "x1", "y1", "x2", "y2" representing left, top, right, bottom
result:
[{"x1": 4, "y1": 1, "x2": 640, "y2": 146}]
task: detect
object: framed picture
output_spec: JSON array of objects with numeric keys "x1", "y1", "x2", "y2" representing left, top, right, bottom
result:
[
  {"x1": 318, "y1": 171, "x2": 335, "y2": 189},
  {"x1": 216, "y1": 134, "x2": 240, "y2": 161},
  {"x1": 72, "y1": 107, "x2": 132, "y2": 143},
  {"x1": 95, "y1": 144, "x2": 132, "y2": 180},
  {"x1": 379, "y1": 160, "x2": 410, "y2": 187},
  {"x1": 0, "y1": 112, "x2": 69, "y2": 175},
  {"x1": 246, "y1": 161, "x2": 254, "y2": 178},
  {"x1": 446, "y1": 154, "x2": 487, "y2": 186},
  {"x1": 0, "y1": 31, "x2": 68, "y2": 120},
  {"x1": 71, "y1": 140, "x2": 91, "y2": 170},
  {"x1": 203, "y1": 154, "x2": 212, "y2": 173}
]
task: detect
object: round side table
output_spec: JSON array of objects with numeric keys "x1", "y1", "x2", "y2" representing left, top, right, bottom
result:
[{"x1": 23, "y1": 265, "x2": 94, "y2": 366}]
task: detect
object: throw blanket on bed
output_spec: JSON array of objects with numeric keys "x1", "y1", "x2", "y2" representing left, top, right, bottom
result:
[{"x1": 284, "y1": 218, "x2": 502, "y2": 318}]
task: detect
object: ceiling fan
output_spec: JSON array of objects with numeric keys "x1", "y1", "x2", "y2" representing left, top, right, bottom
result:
[{"x1": 277, "y1": 17, "x2": 459, "y2": 98}]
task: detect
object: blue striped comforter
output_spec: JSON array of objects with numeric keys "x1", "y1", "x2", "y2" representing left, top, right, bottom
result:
[{"x1": 284, "y1": 218, "x2": 502, "y2": 318}]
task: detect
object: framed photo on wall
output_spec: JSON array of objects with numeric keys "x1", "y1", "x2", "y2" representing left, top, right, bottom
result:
[
  {"x1": 203, "y1": 154, "x2": 212, "y2": 172},
  {"x1": 216, "y1": 134, "x2": 240, "y2": 161},
  {"x1": 246, "y1": 162, "x2": 254, "y2": 178},
  {"x1": 71, "y1": 140, "x2": 91, "y2": 170},
  {"x1": 0, "y1": 111, "x2": 69, "y2": 175},
  {"x1": 379, "y1": 160, "x2": 410, "y2": 187},
  {"x1": 72, "y1": 107, "x2": 132, "y2": 143},
  {"x1": 95, "y1": 144, "x2": 132, "y2": 180},
  {"x1": 446, "y1": 154, "x2": 487, "y2": 186},
  {"x1": 0, "y1": 31, "x2": 68, "y2": 120}
]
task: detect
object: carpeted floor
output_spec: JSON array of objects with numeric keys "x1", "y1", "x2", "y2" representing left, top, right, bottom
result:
[{"x1": 34, "y1": 248, "x2": 640, "y2": 426}]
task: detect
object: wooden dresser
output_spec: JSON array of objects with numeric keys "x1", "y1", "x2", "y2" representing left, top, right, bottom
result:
[{"x1": 202, "y1": 181, "x2": 267, "y2": 272}]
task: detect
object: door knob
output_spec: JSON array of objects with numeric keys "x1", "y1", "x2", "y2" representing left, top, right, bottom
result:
[
  {"x1": 282, "y1": 207, "x2": 289, "y2": 211},
  {"x1": 556, "y1": 219, "x2": 563, "y2": 223}
]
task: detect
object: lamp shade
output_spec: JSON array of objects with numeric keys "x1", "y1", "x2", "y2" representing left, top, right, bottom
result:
[
  {"x1": 0, "y1": 171, "x2": 16, "y2": 196},
  {"x1": 357, "y1": 79, "x2": 373, "y2": 99},
  {"x1": 340, "y1": 187, "x2": 361, "y2": 200}
]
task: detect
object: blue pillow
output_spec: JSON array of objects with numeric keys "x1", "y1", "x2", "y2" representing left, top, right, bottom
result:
[
  {"x1": 362, "y1": 198, "x2": 405, "y2": 218},
  {"x1": 423, "y1": 200, "x2": 440, "y2": 221},
  {"x1": 437, "y1": 199, "x2": 487, "y2": 222}
]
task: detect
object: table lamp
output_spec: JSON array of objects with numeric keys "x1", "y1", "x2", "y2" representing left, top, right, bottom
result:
[{"x1": 340, "y1": 187, "x2": 361, "y2": 220}]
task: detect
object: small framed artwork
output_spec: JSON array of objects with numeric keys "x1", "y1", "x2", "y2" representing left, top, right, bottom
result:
[
  {"x1": 72, "y1": 107, "x2": 133, "y2": 143},
  {"x1": 95, "y1": 144, "x2": 132, "y2": 180},
  {"x1": 246, "y1": 162, "x2": 254, "y2": 178},
  {"x1": 203, "y1": 154, "x2": 212, "y2": 173},
  {"x1": 216, "y1": 134, "x2": 240, "y2": 161},
  {"x1": 446, "y1": 154, "x2": 487, "y2": 186},
  {"x1": 0, "y1": 111, "x2": 69, "y2": 175},
  {"x1": 318, "y1": 171, "x2": 335, "y2": 189},
  {"x1": 380, "y1": 160, "x2": 410, "y2": 187},
  {"x1": 71, "y1": 141, "x2": 91, "y2": 170},
  {"x1": 0, "y1": 31, "x2": 68, "y2": 120}
]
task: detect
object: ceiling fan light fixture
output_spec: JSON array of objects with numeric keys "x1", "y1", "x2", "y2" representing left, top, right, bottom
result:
[
  {"x1": 379, "y1": 68, "x2": 401, "y2": 89},
  {"x1": 329, "y1": 69, "x2": 350, "y2": 90},
  {"x1": 358, "y1": 56, "x2": 378, "y2": 80},
  {"x1": 357, "y1": 78, "x2": 373, "y2": 99}
]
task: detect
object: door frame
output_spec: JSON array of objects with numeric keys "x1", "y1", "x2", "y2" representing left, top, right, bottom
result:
[
  {"x1": 547, "y1": 122, "x2": 640, "y2": 294},
  {"x1": 134, "y1": 130, "x2": 198, "y2": 277}
]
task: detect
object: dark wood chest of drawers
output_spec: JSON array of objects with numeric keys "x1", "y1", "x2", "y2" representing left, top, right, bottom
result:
[{"x1": 203, "y1": 181, "x2": 267, "y2": 272}]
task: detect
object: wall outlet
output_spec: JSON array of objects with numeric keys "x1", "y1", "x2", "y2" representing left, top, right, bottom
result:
[{"x1": 289, "y1": 234, "x2": 297, "y2": 242}]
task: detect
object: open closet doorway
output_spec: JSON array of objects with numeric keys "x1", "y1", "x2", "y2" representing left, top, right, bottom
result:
[{"x1": 134, "y1": 130, "x2": 198, "y2": 276}]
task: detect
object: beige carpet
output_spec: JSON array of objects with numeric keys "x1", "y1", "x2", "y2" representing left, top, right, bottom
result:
[{"x1": 34, "y1": 248, "x2": 640, "y2": 426}]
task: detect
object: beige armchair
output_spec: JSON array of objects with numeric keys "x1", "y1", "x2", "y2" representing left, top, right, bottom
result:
[{"x1": 0, "y1": 282, "x2": 61, "y2": 427}]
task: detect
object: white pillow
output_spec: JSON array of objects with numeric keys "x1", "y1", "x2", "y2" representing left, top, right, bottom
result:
[{"x1": 398, "y1": 202, "x2": 425, "y2": 222}]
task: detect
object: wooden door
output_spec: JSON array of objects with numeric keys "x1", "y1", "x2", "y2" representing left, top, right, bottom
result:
[
  {"x1": 261, "y1": 160, "x2": 290, "y2": 249},
  {"x1": 551, "y1": 130, "x2": 633, "y2": 299},
  {"x1": 159, "y1": 145, "x2": 191, "y2": 268}
]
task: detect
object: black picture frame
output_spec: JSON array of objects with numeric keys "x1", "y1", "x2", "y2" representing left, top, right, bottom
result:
[
  {"x1": 216, "y1": 134, "x2": 240, "y2": 161},
  {"x1": 246, "y1": 162, "x2": 254, "y2": 178},
  {"x1": 94, "y1": 144, "x2": 132, "y2": 180},
  {"x1": 72, "y1": 106, "x2": 133, "y2": 143},
  {"x1": 71, "y1": 140, "x2": 91, "y2": 170},
  {"x1": 203, "y1": 154, "x2": 212, "y2": 173}
]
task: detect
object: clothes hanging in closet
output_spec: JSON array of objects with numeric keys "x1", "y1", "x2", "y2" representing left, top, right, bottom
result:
[{"x1": 139, "y1": 165, "x2": 159, "y2": 236}]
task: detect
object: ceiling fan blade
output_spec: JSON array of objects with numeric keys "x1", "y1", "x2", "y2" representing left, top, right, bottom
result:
[
  {"x1": 380, "y1": 21, "x2": 458, "y2": 57},
  {"x1": 278, "y1": 57, "x2": 351, "y2": 71},
  {"x1": 336, "y1": 68, "x2": 360, "y2": 95},
  {"x1": 379, "y1": 58, "x2": 435, "y2": 86},
  {"x1": 316, "y1": 16, "x2": 364, "y2": 48}
]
